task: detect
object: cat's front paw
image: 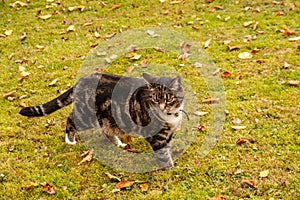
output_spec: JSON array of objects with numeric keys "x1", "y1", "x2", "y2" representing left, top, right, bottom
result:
[{"x1": 65, "y1": 134, "x2": 76, "y2": 145}]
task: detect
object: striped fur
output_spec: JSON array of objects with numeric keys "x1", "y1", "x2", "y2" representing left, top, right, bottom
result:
[{"x1": 19, "y1": 73, "x2": 184, "y2": 169}]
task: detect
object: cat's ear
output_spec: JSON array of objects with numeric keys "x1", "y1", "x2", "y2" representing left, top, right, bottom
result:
[
  {"x1": 142, "y1": 73, "x2": 155, "y2": 83},
  {"x1": 169, "y1": 76, "x2": 182, "y2": 90}
]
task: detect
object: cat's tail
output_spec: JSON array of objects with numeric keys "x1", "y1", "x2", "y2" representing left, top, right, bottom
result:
[{"x1": 19, "y1": 87, "x2": 73, "y2": 117}]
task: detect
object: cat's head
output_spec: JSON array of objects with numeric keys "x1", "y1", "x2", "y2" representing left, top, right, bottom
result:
[{"x1": 142, "y1": 73, "x2": 184, "y2": 115}]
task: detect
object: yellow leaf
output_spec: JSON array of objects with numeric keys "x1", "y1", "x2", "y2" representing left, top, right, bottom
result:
[
  {"x1": 259, "y1": 170, "x2": 269, "y2": 178},
  {"x1": 140, "y1": 183, "x2": 149, "y2": 192},
  {"x1": 231, "y1": 125, "x2": 247, "y2": 130},
  {"x1": 243, "y1": 21, "x2": 253, "y2": 27},
  {"x1": 111, "y1": 4, "x2": 120, "y2": 10},
  {"x1": 4, "y1": 30, "x2": 13, "y2": 36},
  {"x1": 39, "y1": 14, "x2": 52, "y2": 20}
]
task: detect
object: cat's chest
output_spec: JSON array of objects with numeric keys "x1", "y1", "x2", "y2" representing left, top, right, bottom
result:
[{"x1": 159, "y1": 112, "x2": 182, "y2": 127}]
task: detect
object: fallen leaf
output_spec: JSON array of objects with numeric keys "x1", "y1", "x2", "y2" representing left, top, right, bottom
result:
[
  {"x1": 126, "y1": 66, "x2": 135, "y2": 73},
  {"x1": 170, "y1": 0, "x2": 182, "y2": 5},
  {"x1": 223, "y1": 40, "x2": 231, "y2": 45},
  {"x1": 3, "y1": 91, "x2": 16, "y2": 99},
  {"x1": 232, "y1": 117, "x2": 241, "y2": 125},
  {"x1": 272, "y1": 1, "x2": 283, "y2": 5},
  {"x1": 9, "y1": 1, "x2": 28, "y2": 7},
  {"x1": 140, "y1": 59, "x2": 148, "y2": 68},
  {"x1": 140, "y1": 183, "x2": 149, "y2": 192},
  {"x1": 116, "y1": 180, "x2": 134, "y2": 189},
  {"x1": 250, "y1": 47, "x2": 260, "y2": 54},
  {"x1": 241, "y1": 180, "x2": 256, "y2": 188},
  {"x1": 275, "y1": 11, "x2": 284, "y2": 16},
  {"x1": 42, "y1": 182, "x2": 56, "y2": 194},
  {"x1": 127, "y1": 53, "x2": 141, "y2": 60},
  {"x1": 105, "y1": 172, "x2": 121, "y2": 182},
  {"x1": 208, "y1": 196, "x2": 226, "y2": 200},
  {"x1": 25, "y1": 182, "x2": 39, "y2": 190},
  {"x1": 83, "y1": 22, "x2": 93, "y2": 26},
  {"x1": 290, "y1": 3, "x2": 297, "y2": 11},
  {"x1": 67, "y1": 25, "x2": 75, "y2": 32},
  {"x1": 205, "y1": 0, "x2": 214, "y2": 3},
  {"x1": 111, "y1": 4, "x2": 120, "y2": 10},
  {"x1": 238, "y1": 52, "x2": 253, "y2": 59},
  {"x1": 224, "y1": 16, "x2": 231, "y2": 22},
  {"x1": 282, "y1": 27, "x2": 295, "y2": 35},
  {"x1": 288, "y1": 80, "x2": 300, "y2": 86},
  {"x1": 39, "y1": 14, "x2": 52, "y2": 20},
  {"x1": 221, "y1": 71, "x2": 233, "y2": 78},
  {"x1": 20, "y1": 32, "x2": 27, "y2": 41},
  {"x1": 282, "y1": 62, "x2": 290, "y2": 69},
  {"x1": 21, "y1": 71, "x2": 31, "y2": 78},
  {"x1": 197, "y1": 124, "x2": 206, "y2": 131},
  {"x1": 146, "y1": 30, "x2": 159, "y2": 38},
  {"x1": 36, "y1": 45, "x2": 45, "y2": 49},
  {"x1": 259, "y1": 170, "x2": 269, "y2": 178},
  {"x1": 182, "y1": 43, "x2": 192, "y2": 53},
  {"x1": 227, "y1": 45, "x2": 240, "y2": 51},
  {"x1": 48, "y1": 78, "x2": 58, "y2": 86},
  {"x1": 68, "y1": 5, "x2": 85, "y2": 12},
  {"x1": 243, "y1": 21, "x2": 253, "y2": 27},
  {"x1": 236, "y1": 138, "x2": 253, "y2": 145},
  {"x1": 288, "y1": 36, "x2": 300, "y2": 41},
  {"x1": 203, "y1": 38, "x2": 211, "y2": 49},
  {"x1": 194, "y1": 111, "x2": 209, "y2": 116},
  {"x1": 253, "y1": 21, "x2": 259, "y2": 31},
  {"x1": 19, "y1": 101, "x2": 29, "y2": 107},
  {"x1": 103, "y1": 32, "x2": 117, "y2": 39},
  {"x1": 202, "y1": 97, "x2": 219, "y2": 104},
  {"x1": 231, "y1": 126, "x2": 247, "y2": 130},
  {"x1": 4, "y1": 30, "x2": 13, "y2": 36},
  {"x1": 234, "y1": 168, "x2": 243, "y2": 175},
  {"x1": 78, "y1": 149, "x2": 94, "y2": 165}
]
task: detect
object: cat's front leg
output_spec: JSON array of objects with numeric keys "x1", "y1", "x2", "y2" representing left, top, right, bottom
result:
[{"x1": 154, "y1": 144, "x2": 174, "y2": 169}]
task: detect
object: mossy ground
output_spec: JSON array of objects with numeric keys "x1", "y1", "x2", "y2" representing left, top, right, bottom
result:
[{"x1": 0, "y1": 0, "x2": 299, "y2": 199}]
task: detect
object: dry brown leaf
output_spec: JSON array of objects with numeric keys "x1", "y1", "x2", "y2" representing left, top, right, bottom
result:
[
  {"x1": 192, "y1": 25, "x2": 200, "y2": 30},
  {"x1": 282, "y1": 27, "x2": 295, "y2": 35},
  {"x1": 241, "y1": 180, "x2": 256, "y2": 188},
  {"x1": 42, "y1": 183, "x2": 56, "y2": 194},
  {"x1": 238, "y1": 52, "x2": 253, "y2": 59},
  {"x1": 105, "y1": 172, "x2": 121, "y2": 182},
  {"x1": 78, "y1": 149, "x2": 94, "y2": 165},
  {"x1": 111, "y1": 4, "x2": 120, "y2": 10},
  {"x1": 290, "y1": 3, "x2": 297, "y2": 11},
  {"x1": 214, "y1": 5, "x2": 223, "y2": 10},
  {"x1": 250, "y1": 47, "x2": 260, "y2": 54},
  {"x1": 3, "y1": 91, "x2": 16, "y2": 99},
  {"x1": 253, "y1": 21, "x2": 259, "y2": 31},
  {"x1": 103, "y1": 32, "x2": 117, "y2": 39},
  {"x1": 39, "y1": 14, "x2": 52, "y2": 20},
  {"x1": 234, "y1": 168, "x2": 243, "y2": 175},
  {"x1": 203, "y1": 38, "x2": 212, "y2": 49},
  {"x1": 208, "y1": 196, "x2": 227, "y2": 200},
  {"x1": 231, "y1": 125, "x2": 247, "y2": 130},
  {"x1": 126, "y1": 66, "x2": 135, "y2": 73},
  {"x1": 236, "y1": 138, "x2": 253, "y2": 145},
  {"x1": 275, "y1": 11, "x2": 284, "y2": 16},
  {"x1": 116, "y1": 180, "x2": 134, "y2": 189},
  {"x1": 221, "y1": 71, "x2": 233, "y2": 78},
  {"x1": 48, "y1": 78, "x2": 58, "y2": 87},
  {"x1": 272, "y1": 1, "x2": 283, "y2": 5},
  {"x1": 227, "y1": 45, "x2": 240, "y2": 51},
  {"x1": 140, "y1": 183, "x2": 149, "y2": 192},
  {"x1": 288, "y1": 80, "x2": 300, "y2": 86}
]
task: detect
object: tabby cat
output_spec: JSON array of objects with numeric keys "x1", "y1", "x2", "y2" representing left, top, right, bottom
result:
[{"x1": 19, "y1": 73, "x2": 184, "y2": 169}]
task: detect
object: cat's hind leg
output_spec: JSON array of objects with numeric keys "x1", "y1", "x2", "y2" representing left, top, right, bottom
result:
[{"x1": 65, "y1": 113, "x2": 77, "y2": 145}]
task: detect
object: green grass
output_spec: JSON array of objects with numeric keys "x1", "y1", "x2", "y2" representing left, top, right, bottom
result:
[{"x1": 1, "y1": 0, "x2": 299, "y2": 199}]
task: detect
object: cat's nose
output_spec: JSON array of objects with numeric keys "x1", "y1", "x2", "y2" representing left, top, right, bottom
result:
[{"x1": 159, "y1": 103, "x2": 165, "y2": 111}]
